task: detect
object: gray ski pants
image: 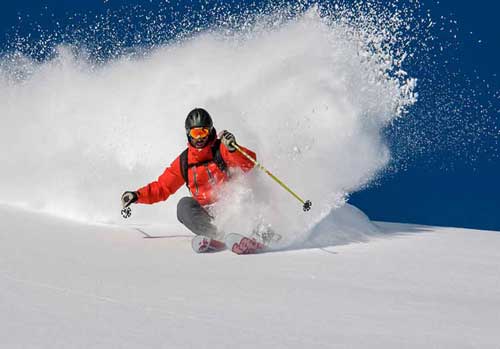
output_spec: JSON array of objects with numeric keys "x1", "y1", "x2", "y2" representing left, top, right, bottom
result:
[{"x1": 176, "y1": 197, "x2": 218, "y2": 238}]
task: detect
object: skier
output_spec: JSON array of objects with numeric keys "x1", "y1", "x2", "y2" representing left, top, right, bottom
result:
[{"x1": 121, "y1": 108, "x2": 262, "y2": 253}]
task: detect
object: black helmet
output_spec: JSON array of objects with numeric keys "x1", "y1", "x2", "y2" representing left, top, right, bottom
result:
[
  {"x1": 185, "y1": 108, "x2": 213, "y2": 131},
  {"x1": 185, "y1": 108, "x2": 216, "y2": 148}
]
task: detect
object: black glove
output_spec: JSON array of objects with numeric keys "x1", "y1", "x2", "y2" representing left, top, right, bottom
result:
[
  {"x1": 121, "y1": 191, "x2": 138, "y2": 208},
  {"x1": 220, "y1": 130, "x2": 237, "y2": 152}
]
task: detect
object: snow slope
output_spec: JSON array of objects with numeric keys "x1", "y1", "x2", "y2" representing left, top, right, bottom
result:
[{"x1": 1, "y1": 204, "x2": 499, "y2": 348}]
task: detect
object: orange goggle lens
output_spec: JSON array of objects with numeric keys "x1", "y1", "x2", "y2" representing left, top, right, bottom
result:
[{"x1": 189, "y1": 127, "x2": 211, "y2": 139}]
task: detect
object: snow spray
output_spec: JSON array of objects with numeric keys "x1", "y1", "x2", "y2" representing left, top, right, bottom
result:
[{"x1": 0, "y1": 2, "x2": 420, "y2": 244}]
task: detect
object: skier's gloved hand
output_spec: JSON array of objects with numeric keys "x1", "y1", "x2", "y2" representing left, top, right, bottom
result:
[
  {"x1": 220, "y1": 130, "x2": 237, "y2": 152},
  {"x1": 121, "y1": 191, "x2": 138, "y2": 208}
]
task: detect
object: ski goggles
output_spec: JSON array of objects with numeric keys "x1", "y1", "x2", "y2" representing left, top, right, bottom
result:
[{"x1": 189, "y1": 127, "x2": 211, "y2": 139}]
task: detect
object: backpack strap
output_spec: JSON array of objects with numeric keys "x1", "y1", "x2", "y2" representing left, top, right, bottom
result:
[
  {"x1": 211, "y1": 139, "x2": 227, "y2": 174},
  {"x1": 179, "y1": 140, "x2": 228, "y2": 188},
  {"x1": 179, "y1": 148, "x2": 189, "y2": 185}
]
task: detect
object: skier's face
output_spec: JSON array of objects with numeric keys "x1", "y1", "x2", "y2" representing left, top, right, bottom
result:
[
  {"x1": 191, "y1": 136, "x2": 210, "y2": 148},
  {"x1": 189, "y1": 127, "x2": 211, "y2": 148}
]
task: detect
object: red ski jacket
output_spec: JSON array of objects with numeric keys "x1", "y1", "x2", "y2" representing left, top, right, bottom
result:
[{"x1": 136, "y1": 139, "x2": 256, "y2": 206}]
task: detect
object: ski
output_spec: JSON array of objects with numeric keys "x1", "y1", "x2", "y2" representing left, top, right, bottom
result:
[
  {"x1": 191, "y1": 235, "x2": 226, "y2": 253},
  {"x1": 225, "y1": 233, "x2": 267, "y2": 255}
]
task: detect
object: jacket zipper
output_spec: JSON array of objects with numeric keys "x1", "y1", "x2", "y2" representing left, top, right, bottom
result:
[{"x1": 205, "y1": 163, "x2": 216, "y2": 185}]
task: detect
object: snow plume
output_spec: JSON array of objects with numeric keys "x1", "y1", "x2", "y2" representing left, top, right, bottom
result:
[{"x1": 0, "y1": 2, "x2": 418, "y2": 243}]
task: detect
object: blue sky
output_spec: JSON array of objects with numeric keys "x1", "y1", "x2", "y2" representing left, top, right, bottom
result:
[{"x1": 1, "y1": 0, "x2": 498, "y2": 230}]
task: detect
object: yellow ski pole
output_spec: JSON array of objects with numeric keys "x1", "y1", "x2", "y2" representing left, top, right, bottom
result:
[{"x1": 232, "y1": 143, "x2": 312, "y2": 212}]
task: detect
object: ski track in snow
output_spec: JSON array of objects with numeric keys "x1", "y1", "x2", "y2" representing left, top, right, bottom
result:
[
  {"x1": 1, "y1": 271, "x2": 116, "y2": 302},
  {"x1": 0, "y1": 270, "x2": 282, "y2": 338}
]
